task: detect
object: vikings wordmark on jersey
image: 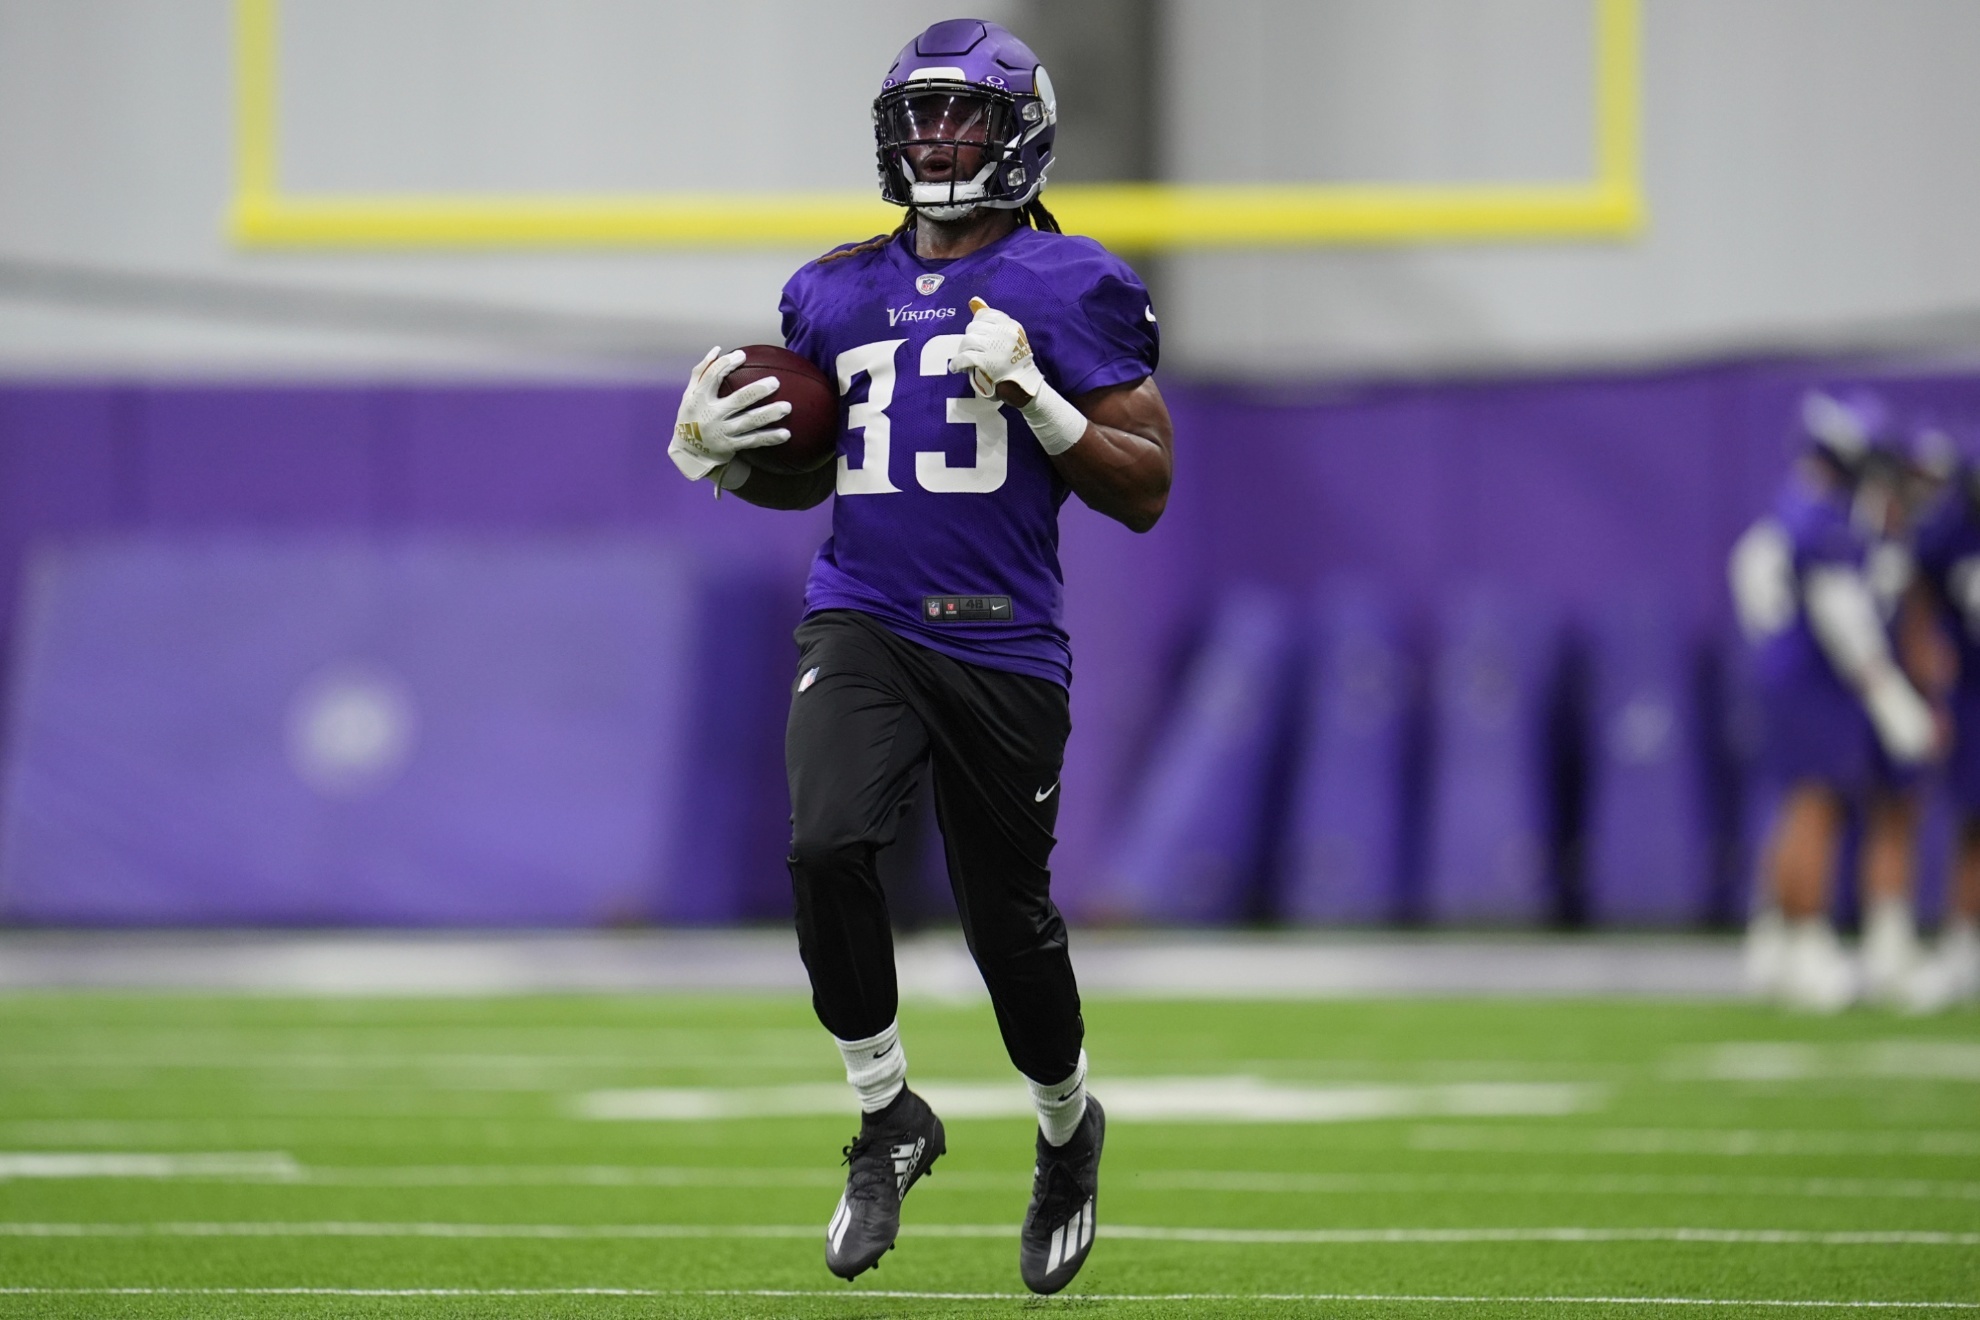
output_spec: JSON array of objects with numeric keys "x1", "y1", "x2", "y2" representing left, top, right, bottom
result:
[{"x1": 781, "y1": 225, "x2": 1158, "y2": 687}]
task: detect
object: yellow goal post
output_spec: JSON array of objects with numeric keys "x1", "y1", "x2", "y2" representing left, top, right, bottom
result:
[{"x1": 229, "y1": 0, "x2": 1642, "y2": 251}]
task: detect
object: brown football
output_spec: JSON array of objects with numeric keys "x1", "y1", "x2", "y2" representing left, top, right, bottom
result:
[{"x1": 717, "y1": 344, "x2": 840, "y2": 476}]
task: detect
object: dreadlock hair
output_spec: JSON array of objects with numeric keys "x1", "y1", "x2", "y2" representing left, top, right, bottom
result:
[
  {"x1": 1021, "y1": 198, "x2": 1062, "y2": 233},
  {"x1": 815, "y1": 197, "x2": 1063, "y2": 263}
]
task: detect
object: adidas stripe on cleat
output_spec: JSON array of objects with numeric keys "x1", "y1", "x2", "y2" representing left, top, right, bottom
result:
[
  {"x1": 1020, "y1": 1095, "x2": 1105, "y2": 1294},
  {"x1": 824, "y1": 1087, "x2": 945, "y2": 1280},
  {"x1": 1045, "y1": 1195, "x2": 1095, "y2": 1271}
]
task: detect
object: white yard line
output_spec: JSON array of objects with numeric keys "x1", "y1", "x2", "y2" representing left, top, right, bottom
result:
[
  {"x1": 1140, "y1": 1172, "x2": 1980, "y2": 1201},
  {"x1": 1099, "y1": 1228, "x2": 1980, "y2": 1246},
  {"x1": 1, "y1": 1222, "x2": 1974, "y2": 1246},
  {"x1": 21, "y1": 1158, "x2": 1975, "y2": 1202},
  {"x1": 289, "y1": 1164, "x2": 852, "y2": 1188},
  {"x1": 0, "y1": 1288, "x2": 1973, "y2": 1309},
  {"x1": 1672, "y1": 1042, "x2": 1980, "y2": 1083},
  {"x1": 578, "y1": 1079, "x2": 1600, "y2": 1123},
  {"x1": 1412, "y1": 1127, "x2": 1980, "y2": 1157},
  {"x1": 0, "y1": 1153, "x2": 301, "y2": 1180}
]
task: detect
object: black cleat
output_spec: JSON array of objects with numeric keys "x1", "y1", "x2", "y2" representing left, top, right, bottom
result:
[
  {"x1": 1019, "y1": 1095, "x2": 1105, "y2": 1294},
  {"x1": 824, "y1": 1087, "x2": 945, "y2": 1280}
]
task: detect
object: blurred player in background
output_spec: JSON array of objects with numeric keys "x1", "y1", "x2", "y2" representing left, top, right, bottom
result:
[
  {"x1": 667, "y1": 18, "x2": 1171, "y2": 1293},
  {"x1": 1900, "y1": 432, "x2": 1980, "y2": 1009},
  {"x1": 1730, "y1": 391, "x2": 1940, "y2": 1011},
  {"x1": 1853, "y1": 418, "x2": 1955, "y2": 1005}
]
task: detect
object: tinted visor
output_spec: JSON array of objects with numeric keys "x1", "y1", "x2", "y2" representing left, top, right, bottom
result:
[{"x1": 891, "y1": 91, "x2": 997, "y2": 146}]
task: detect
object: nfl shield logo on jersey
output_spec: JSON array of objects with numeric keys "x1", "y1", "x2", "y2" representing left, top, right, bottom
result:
[
  {"x1": 798, "y1": 666, "x2": 820, "y2": 692},
  {"x1": 915, "y1": 273, "x2": 945, "y2": 297}
]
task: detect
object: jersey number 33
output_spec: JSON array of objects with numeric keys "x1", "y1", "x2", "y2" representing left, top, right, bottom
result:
[{"x1": 835, "y1": 337, "x2": 1010, "y2": 497}]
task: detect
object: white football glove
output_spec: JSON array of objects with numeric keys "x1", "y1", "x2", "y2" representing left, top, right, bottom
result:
[
  {"x1": 1864, "y1": 666, "x2": 1937, "y2": 766},
  {"x1": 669, "y1": 346, "x2": 791, "y2": 484},
  {"x1": 947, "y1": 298, "x2": 1088, "y2": 456},
  {"x1": 948, "y1": 298, "x2": 1045, "y2": 402}
]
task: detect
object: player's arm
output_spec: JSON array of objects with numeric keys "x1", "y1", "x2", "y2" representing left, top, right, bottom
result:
[
  {"x1": 1045, "y1": 377, "x2": 1172, "y2": 533},
  {"x1": 950, "y1": 298, "x2": 1173, "y2": 533},
  {"x1": 1803, "y1": 565, "x2": 1940, "y2": 763},
  {"x1": 1899, "y1": 576, "x2": 1956, "y2": 700},
  {"x1": 727, "y1": 460, "x2": 836, "y2": 511}
]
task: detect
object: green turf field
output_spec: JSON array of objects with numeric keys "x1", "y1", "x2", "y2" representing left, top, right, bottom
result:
[{"x1": 1, "y1": 990, "x2": 1975, "y2": 1318}]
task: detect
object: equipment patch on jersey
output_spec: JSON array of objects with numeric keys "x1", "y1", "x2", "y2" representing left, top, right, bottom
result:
[
  {"x1": 915, "y1": 273, "x2": 945, "y2": 297},
  {"x1": 798, "y1": 666, "x2": 820, "y2": 692},
  {"x1": 924, "y1": 595, "x2": 1013, "y2": 622}
]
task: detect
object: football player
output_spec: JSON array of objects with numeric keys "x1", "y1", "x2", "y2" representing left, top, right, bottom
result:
[
  {"x1": 1854, "y1": 420, "x2": 1953, "y2": 1005},
  {"x1": 1729, "y1": 391, "x2": 1939, "y2": 1011},
  {"x1": 1899, "y1": 438, "x2": 1980, "y2": 1010},
  {"x1": 667, "y1": 19, "x2": 1170, "y2": 1293}
]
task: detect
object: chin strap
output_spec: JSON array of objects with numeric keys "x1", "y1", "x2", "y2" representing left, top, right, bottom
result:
[{"x1": 915, "y1": 203, "x2": 981, "y2": 223}]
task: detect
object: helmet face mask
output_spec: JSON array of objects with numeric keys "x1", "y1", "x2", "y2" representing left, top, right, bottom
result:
[
  {"x1": 876, "y1": 81, "x2": 1022, "y2": 218},
  {"x1": 872, "y1": 20, "x2": 1056, "y2": 220}
]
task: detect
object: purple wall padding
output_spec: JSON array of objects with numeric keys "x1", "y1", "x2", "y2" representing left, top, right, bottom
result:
[
  {"x1": 1102, "y1": 587, "x2": 1297, "y2": 923},
  {"x1": 2, "y1": 365, "x2": 1980, "y2": 926},
  {"x1": 0, "y1": 537, "x2": 724, "y2": 926},
  {"x1": 390, "y1": 389, "x2": 657, "y2": 527},
  {"x1": 0, "y1": 390, "x2": 129, "y2": 720},
  {"x1": 1282, "y1": 582, "x2": 1410, "y2": 924},
  {"x1": 1583, "y1": 600, "x2": 1709, "y2": 926},
  {"x1": 1423, "y1": 590, "x2": 1559, "y2": 925},
  {"x1": 667, "y1": 562, "x2": 808, "y2": 924},
  {"x1": 139, "y1": 389, "x2": 378, "y2": 527}
]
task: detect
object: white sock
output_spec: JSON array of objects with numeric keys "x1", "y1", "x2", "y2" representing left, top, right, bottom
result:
[
  {"x1": 1947, "y1": 916, "x2": 1979, "y2": 957},
  {"x1": 1867, "y1": 896, "x2": 1916, "y2": 940},
  {"x1": 1029, "y1": 1049, "x2": 1089, "y2": 1147},
  {"x1": 835, "y1": 1021, "x2": 907, "y2": 1114}
]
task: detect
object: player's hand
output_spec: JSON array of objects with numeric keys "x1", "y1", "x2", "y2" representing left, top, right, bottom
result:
[
  {"x1": 949, "y1": 298, "x2": 1045, "y2": 405},
  {"x1": 669, "y1": 346, "x2": 792, "y2": 483},
  {"x1": 1864, "y1": 666, "x2": 1937, "y2": 765}
]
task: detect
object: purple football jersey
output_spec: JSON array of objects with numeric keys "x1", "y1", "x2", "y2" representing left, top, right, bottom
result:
[
  {"x1": 1915, "y1": 482, "x2": 1980, "y2": 806},
  {"x1": 1914, "y1": 482, "x2": 1980, "y2": 674},
  {"x1": 780, "y1": 224, "x2": 1159, "y2": 686},
  {"x1": 1753, "y1": 471, "x2": 1871, "y2": 689},
  {"x1": 1748, "y1": 472, "x2": 1880, "y2": 791}
]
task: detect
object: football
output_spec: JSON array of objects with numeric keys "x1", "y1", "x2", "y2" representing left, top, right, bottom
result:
[{"x1": 718, "y1": 344, "x2": 840, "y2": 476}]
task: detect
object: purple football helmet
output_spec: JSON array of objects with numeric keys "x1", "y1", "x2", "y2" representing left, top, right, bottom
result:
[
  {"x1": 1800, "y1": 386, "x2": 1895, "y2": 479},
  {"x1": 873, "y1": 19, "x2": 1057, "y2": 219},
  {"x1": 1903, "y1": 413, "x2": 1962, "y2": 484}
]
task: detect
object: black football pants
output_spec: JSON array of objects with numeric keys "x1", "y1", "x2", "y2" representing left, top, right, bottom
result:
[{"x1": 785, "y1": 609, "x2": 1083, "y2": 1086}]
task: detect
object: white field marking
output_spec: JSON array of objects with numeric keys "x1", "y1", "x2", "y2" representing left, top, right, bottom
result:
[
  {"x1": 0, "y1": 1292, "x2": 1973, "y2": 1311},
  {"x1": 1139, "y1": 1171, "x2": 1980, "y2": 1201},
  {"x1": 284, "y1": 1164, "x2": 1029, "y2": 1191},
  {"x1": 577, "y1": 1083, "x2": 849, "y2": 1120},
  {"x1": 1098, "y1": 1227, "x2": 1980, "y2": 1246},
  {"x1": 19, "y1": 1158, "x2": 1967, "y2": 1200},
  {"x1": 2, "y1": 1222, "x2": 1975, "y2": 1246},
  {"x1": 292, "y1": 1164, "x2": 850, "y2": 1188},
  {"x1": 1673, "y1": 1042, "x2": 1980, "y2": 1083},
  {"x1": 1412, "y1": 1126, "x2": 1980, "y2": 1157},
  {"x1": 577, "y1": 1078, "x2": 1599, "y2": 1123},
  {"x1": 0, "y1": 1289, "x2": 1975, "y2": 1311},
  {"x1": 0, "y1": 1053, "x2": 782, "y2": 1070},
  {"x1": 0, "y1": 1153, "x2": 300, "y2": 1181}
]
